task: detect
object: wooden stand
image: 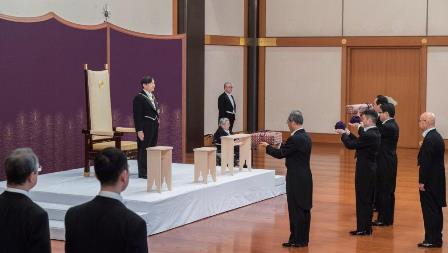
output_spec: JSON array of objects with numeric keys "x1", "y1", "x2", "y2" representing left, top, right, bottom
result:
[
  {"x1": 221, "y1": 134, "x2": 252, "y2": 175},
  {"x1": 147, "y1": 146, "x2": 173, "y2": 192},
  {"x1": 193, "y1": 147, "x2": 217, "y2": 183}
]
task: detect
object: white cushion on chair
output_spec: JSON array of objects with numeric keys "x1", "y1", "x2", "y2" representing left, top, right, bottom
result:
[{"x1": 92, "y1": 141, "x2": 138, "y2": 151}]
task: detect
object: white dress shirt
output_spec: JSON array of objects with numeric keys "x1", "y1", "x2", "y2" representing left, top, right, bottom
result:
[
  {"x1": 5, "y1": 187, "x2": 29, "y2": 197},
  {"x1": 363, "y1": 125, "x2": 377, "y2": 132},
  {"x1": 422, "y1": 127, "x2": 436, "y2": 138},
  {"x1": 382, "y1": 118, "x2": 393, "y2": 125},
  {"x1": 98, "y1": 191, "x2": 123, "y2": 203},
  {"x1": 225, "y1": 92, "x2": 235, "y2": 113},
  {"x1": 291, "y1": 127, "x2": 304, "y2": 136}
]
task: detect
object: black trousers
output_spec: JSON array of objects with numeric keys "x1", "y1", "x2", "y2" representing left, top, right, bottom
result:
[
  {"x1": 355, "y1": 165, "x2": 375, "y2": 232},
  {"x1": 287, "y1": 193, "x2": 311, "y2": 244},
  {"x1": 420, "y1": 190, "x2": 443, "y2": 244},
  {"x1": 137, "y1": 120, "x2": 159, "y2": 178},
  {"x1": 376, "y1": 166, "x2": 397, "y2": 225}
]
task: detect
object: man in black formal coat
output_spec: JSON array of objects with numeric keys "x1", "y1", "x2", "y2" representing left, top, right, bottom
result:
[
  {"x1": 218, "y1": 81, "x2": 236, "y2": 132},
  {"x1": 260, "y1": 110, "x2": 312, "y2": 248},
  {"x1": 0, "y1": 148, "x2": 51, "y2": 253},
  {"x1": 372, "y1": 94, "x2": 392, "y2": 212},
  {"x1": 133, "y1": 75, "x2": 160, "y2": 178},
  {"x1": 65, "y1": 147, "x2": 148, "y2": 253},
  {"x1": 373, "y1": 103, "x2": 399, "y2": 226},
  {"x1": 416, "y1": 112, "x2": 446, "y2": 248},
  {"x1": 336, "y1": 109, "x2": 381, "y2": 236}
]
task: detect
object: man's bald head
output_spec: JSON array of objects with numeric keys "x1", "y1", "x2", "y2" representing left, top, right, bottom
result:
[{"x1": 419, "y1": 112, "x2": 436, "y2": 130}]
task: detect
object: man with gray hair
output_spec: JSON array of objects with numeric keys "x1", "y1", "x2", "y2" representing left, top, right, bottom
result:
[
  {"x1": 0, "y1": 148, "x2": 51, "y2": 253},
  {"x1": 260, "y1": 110, "x2": 313, "y2": 248},
  {"x1": 417, "y1": 112, "x2": 446, "y2": 248},
  {"x1": 213, "y1": 117, "x2": 239, "y2": 165},
  {"x1": 218, "y1": 81, "x2": 236, "y2": 132}
]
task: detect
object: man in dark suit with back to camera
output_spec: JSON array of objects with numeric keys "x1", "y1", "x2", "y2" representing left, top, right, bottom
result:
[
  {"x1": 133, "y1": 75, "x2": 160, "y2": 179},
  {"x1": 0, "y1": 148, "x2": 51, "y2": 253},
  {"x1": 65, "y1": 147, "x2": 148, "y2": 253},
  {"x1": 416, "y1": 112, "x2": 446, "y2": 248},
  {"x1": 260, "y1": 110, "x2": 313, "y2": 248},
  {"x1": 336, "y1": 109, "x2": 381, "y2": 236},
  {"x1": 218, "y1": 81, "x2": 236, "y2": 132},
  {"x1": 372, "y1": 103, "x2": 399, "y2": 227}
]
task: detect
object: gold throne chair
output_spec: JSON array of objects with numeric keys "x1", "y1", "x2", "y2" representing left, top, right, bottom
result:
[{"x1": 82, "y1": 64, "x2": 138, "y2": 176}]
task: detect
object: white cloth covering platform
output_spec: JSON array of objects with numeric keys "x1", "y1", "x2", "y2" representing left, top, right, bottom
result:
[{"x1": 0, "y1": 160, "x2": 285, "y2": 240}]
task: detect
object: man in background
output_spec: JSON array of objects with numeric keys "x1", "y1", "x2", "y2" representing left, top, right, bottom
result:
[
  {"x1": 218, "y1": 81, "x2": 236, "y2": 132},
  {"x1": 416, "y1": 112, "x2": 446, "y2": 248}
]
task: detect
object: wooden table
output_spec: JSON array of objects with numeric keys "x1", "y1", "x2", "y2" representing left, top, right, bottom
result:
[{"x1": 221, "y1": 134, "x2": 252, "y2": 175}]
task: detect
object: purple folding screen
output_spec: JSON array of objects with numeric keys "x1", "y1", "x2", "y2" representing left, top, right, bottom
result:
[
  {"x1": 0, "y1": 16, "x2": 184, "y2": 179},
  {"x1": 0, "y1": 18, "x2": 106, "y2": 178},
  {"x1": 109, "y1": 28, "x2": 184, "y2": 162}
]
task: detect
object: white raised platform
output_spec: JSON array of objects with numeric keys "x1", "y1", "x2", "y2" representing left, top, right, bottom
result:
[{"x1": 0, "y1": 160, "x2": 285, "y2": 240}]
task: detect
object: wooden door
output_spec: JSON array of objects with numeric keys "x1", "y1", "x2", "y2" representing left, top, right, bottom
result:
[{"x1": 348, "y1": 47, "x2": 422, "y2": 148}]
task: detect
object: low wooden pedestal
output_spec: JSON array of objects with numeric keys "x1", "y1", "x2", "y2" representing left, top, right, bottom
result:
[
  {"x1": 147, "y1": 146, "x2": 173, "y2": 192},
  {"x1": 193, "y1": 147, "x2": 217, "y2": 183}
]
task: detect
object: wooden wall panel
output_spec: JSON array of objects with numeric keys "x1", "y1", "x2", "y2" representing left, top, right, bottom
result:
[
  {"x1": 428, "y1": 0, "x2": 448, "y2": 36},
  {"x1": 343, "y1": 0, "x2": 427, "y2": 36},
  {"x1": 0, "y1": 0, "x2": 174, "y2": 34},
  {"x1": 348, "y1": 48, "x2": 422, "y2": 148},
  {"x1": 265, "y1": 47, "x2": 342, "y2": 134},
  {"x1": 266, "y1": 0, "x2": 342, "y2": 37},
  {"x1": 204, "y1": 46, "x2": 245, "y2": 134},
  {"x1": 205, "y1": 0, "x2": 244, "y2": 36},
  {"x1": 427, "y1": 47, "x2": 448, "y2": 138}
]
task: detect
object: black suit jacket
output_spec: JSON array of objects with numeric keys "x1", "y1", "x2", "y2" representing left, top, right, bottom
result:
[
  {"x1": 418, "y1": 129, "x2": 446, "y2": 207},
  {"x1": 266, "y1": 129, "x2": 313, "y2": 210},
  {"x1": 0, "y1": 191, "x2": 51, "y2": 253},
  {"x1": 133, "y1": 91, "x2": 159, "y2": 132},
  {"x1": 218, "y1": 92, "x2": 236, "y2": 119},
  {"x1": 65, "y1": 196, "x2": 148, "y2": 253},
  {"x1": 342, "y1": 127, "x2": 381, "y2": 164},
  {"x1": 377, "y1": 119, "x2": 400, "y2": 189},
  {"x1": 342, "y1": 127, "x2": 380, "y2": 198}
]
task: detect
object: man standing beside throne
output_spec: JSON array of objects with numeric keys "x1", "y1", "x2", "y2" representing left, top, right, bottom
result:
[{"x1": 133, "y1": 75, "x2": 160, "y2": 179}]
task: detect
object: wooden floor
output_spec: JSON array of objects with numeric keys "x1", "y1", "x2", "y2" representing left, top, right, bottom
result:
[{"x1": 51, "y1": 143, "x2": 448, "y2": 252}]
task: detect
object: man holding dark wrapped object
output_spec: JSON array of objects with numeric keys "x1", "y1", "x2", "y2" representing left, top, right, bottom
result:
[
  {"x1": 335, "y1": 109, "x2": 381, "y2": 236},
  {"x1": 346, "y1": 95, "x2": 398, "y2": 212}
]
